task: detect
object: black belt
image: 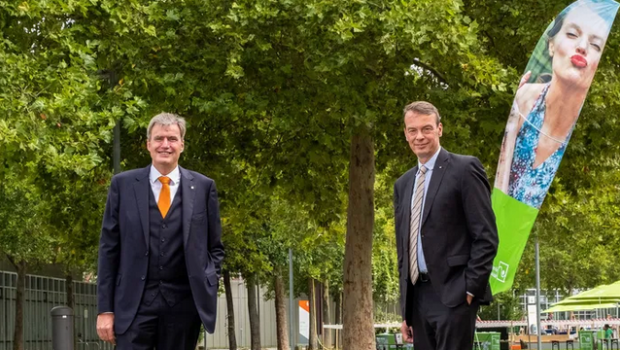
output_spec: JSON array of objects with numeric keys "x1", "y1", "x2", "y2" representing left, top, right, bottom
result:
[{"x1": 419, "y1": 273, "x2": 430, "y2": 283}]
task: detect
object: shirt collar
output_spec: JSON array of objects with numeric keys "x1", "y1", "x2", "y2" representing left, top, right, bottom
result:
[
  {"x1": 418, "y1": 147, "x2": 441, "y2": 172},
  {"x1": 150, "y1": 165, "x2": 180, "y2": 185}
]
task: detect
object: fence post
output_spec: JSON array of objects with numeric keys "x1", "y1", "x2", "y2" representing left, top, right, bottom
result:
[{"x1": 51, "y1": 306, "x2": 74, "y2": 350}]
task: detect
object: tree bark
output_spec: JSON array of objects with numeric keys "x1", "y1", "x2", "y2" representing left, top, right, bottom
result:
[
  {"x1": 66, "y1": 273, "x2": 77, "y2": 348},
  {"x1": 246, "y1": 274, "x2": 261, "y2": 350},
  {"x1": 334, "y1": 291, "x2": 342, "y2": 323},
  {"x1": 335, "y1": 292, "x2": 343, "y2": 348},
  {"x1": 66, "y1": 274, "x2": 75, "y2": 309},
  {"x1": 274, "y1": 268, "x2": 289, "y2": 350},
  {"x1": 224, "y1": 270, "x2": 237, "y2": 350},
  {"x1": 343, "y1": 125, "x2": 375, "y2": 350},
  {"x1": 11, "y1": 259, "x2": 26, "y2": 350},
  {"x1": 308, "y1": 278, "x2": 318, "y2": 350},
  {"x1": 336, "y1": 291, "x2": 344, "y2": 347},
  {"x1": 323, "y1": 280, "x2": 332, "y2": 349}
]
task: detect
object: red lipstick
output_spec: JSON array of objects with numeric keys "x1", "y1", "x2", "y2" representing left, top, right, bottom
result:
[{"x1": 571, "y1": 55, "x2": 587, "y2": 68}]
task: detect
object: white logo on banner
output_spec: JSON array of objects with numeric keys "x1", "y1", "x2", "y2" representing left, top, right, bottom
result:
[{"x1": 491, "y1": 261, "x2": 510, "y2": 283}]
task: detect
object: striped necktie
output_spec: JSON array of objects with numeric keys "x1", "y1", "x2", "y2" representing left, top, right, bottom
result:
[{"x1": 409, "y1": 165, "x2": 427, "y2": 285}]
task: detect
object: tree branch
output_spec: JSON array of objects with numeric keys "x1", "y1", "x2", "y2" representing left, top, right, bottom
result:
[
  {"x1": 5, "y1": 253, "x2": 18, "y2": 270},
  {"x1": 412, "y1": 58, "x2": 448, "y2": 85}
]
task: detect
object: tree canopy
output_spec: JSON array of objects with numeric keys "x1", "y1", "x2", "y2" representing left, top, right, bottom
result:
[{"x1": 2, "y1": 1, "x2": 620, "y2": 348}]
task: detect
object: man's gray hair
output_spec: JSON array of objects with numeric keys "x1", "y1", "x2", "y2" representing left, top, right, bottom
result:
[
  {"x1": 147, "y1": 113, "x2": 187, "y2": 140},
  {"x1": 403, "y1": 101, "x2": 441, "y2": 125}
]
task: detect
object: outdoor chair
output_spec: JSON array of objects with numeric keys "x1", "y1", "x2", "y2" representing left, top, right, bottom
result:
[
  {"x1": 551, "y1": 340, "x2": 560, "y2": 350},
  {"x1": 520, "y1": 339, "x2": 528, "y2": 349},
  {"x1": 565, "y1": 339, "x2": 574, "y2": 350},
  {"x1": 600, "y1": 339, "x2": 610, "y2": 350},
  {"x1": 611, "y1": 339, "x2": 619, "y2": 350}
]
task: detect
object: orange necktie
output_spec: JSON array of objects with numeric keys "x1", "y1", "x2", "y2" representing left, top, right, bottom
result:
[{"x1": 158, "y1": 176, "x2": 171, "y2": 218}]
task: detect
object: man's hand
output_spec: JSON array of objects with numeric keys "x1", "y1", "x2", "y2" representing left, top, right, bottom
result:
[
  {"x1": 96, "y1": 313, "x2": 115, "y2": 345},
  {"x1": 401, "y1": 320, "x2": 413, "y2": 343},
  {"x1": 467, "y1": 294, "x2": 474, "y2": 305}
]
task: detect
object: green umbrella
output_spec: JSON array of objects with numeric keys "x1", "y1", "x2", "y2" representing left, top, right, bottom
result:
[
  {"x1": 544, "y1": 302, "x2": 618, "y2": 313},
  {"x1": 543, "y1": 281, "x2": 620, "y2": 313}
]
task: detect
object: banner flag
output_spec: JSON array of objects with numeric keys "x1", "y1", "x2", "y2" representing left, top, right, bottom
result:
[{"x1": 490, "y1": 0, "x2": 619, "y2": 294}]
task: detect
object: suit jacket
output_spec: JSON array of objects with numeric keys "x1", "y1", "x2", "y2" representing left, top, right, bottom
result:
[
  {"x1": 97, "y1": 165, "x2": 225, "y2": 334},
  {"x1": 394, "y1": 149, "x2": 498, "y2": 325}
]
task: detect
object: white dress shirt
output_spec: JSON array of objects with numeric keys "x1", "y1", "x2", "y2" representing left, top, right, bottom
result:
[{"x1": 149, "y1": 165, "x2": 181, "y2": 203}]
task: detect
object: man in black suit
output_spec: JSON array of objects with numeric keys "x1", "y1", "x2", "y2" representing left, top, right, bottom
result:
[
  {"x1": 394, "y1": 101, "x2": 498, "y2": 350},
  {"x1": 96, "y1": 113, "x2": 225, "y2": 350}
]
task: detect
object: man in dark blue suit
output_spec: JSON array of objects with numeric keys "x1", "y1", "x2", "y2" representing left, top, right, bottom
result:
[
  {"x1": 394, "y1": 102, "x2": 497, "y2": 350},
  {"x1": 96, "y1": 113, "x2": 225, "y2": 350}
]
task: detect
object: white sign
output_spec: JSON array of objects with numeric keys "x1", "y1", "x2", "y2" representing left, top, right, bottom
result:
[
  {"x1": 528, "y1": 303, "x2": 538, "y2": 335},
  {"x1": 299, "y1": 300, "x2": 310, "y2": 344}
]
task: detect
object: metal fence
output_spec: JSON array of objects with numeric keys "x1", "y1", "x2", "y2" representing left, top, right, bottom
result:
[
  {"x1": 0, "y1": 270, "x2": 398, "y2": 350},
  {"x1": 0, "y1": 270, "x2": 292, "y2": 350},
  {"x1": 204, "y1": 278, "x2": 282, "y2": 349},
  {"x1": 0, "y1": 271, "x2": 112, "y2": 350},
  {"x1": 0, "y1": 271, "x2": 288, "y2": 350}
]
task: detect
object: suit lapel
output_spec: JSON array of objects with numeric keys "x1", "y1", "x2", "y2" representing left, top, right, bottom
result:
[
  {"x1": 133, "y1": 166, "x2": 151, "y2": 247},
  {"x1": 180, "y1": 166, "x2": 195, "y2": 249},
  {"x1": 421, "y1": 149, "x2": 449, "y2": 226}
]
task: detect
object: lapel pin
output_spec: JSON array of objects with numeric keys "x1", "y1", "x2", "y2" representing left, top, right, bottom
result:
[
  {"x1": 191, "y1": 186, "x2": 195, "y2": 190},
  {"x1": 439, "y1": 166, "x2": 443, "y2": 169}
]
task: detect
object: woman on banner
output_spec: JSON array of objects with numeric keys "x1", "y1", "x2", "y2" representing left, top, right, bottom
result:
[{"x1": 495, "y1": 0, "x2": 615, "y2": 209}]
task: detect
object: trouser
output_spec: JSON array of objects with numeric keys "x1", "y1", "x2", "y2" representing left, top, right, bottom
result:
[
  {"x1": 411, "y1": 277, "x2": 479, "y2": 350},
  {"x1": 115, "y1": 291, "x2": 201, "y2": 350}
]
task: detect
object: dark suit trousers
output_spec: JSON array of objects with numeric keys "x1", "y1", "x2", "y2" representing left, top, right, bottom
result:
[
  {"x1": 411, "y1": 279, "x2": 479, "y2": 350},
  {"x1": 115, "y1": 290, "x2": 201, "y2": 350}
]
